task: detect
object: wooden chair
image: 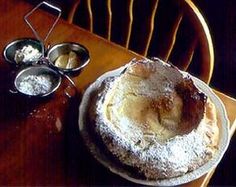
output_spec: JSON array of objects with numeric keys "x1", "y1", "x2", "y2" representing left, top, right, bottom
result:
[{"x1": 67, "y1": 0, "x2": 214, "y2": 84}]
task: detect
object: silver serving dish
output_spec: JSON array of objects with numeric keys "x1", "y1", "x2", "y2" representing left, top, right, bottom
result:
[
  {"x1": 3, "y1": 38, "x2": 43, "y2": 66},
  {"x1": 4, "y1": 2, "x2": 89, "y2": 98},
  {"x1": 14, "y1": 66, "x2": 61, "y2": 97},
  {"x1": 47, "y1": 42, "x2": 90, "y2": 76}
]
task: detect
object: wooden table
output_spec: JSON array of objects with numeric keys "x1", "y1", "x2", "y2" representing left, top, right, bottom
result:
[{"x1": 0, "y1": 0, "x2": 235, "y2": 186}]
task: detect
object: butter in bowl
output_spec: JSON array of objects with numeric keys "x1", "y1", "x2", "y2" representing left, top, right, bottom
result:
[
  {"x1": 47, "y1": 42, "x2": 90, "y2": 76},
  {"x1": 54, "y1": 51, "x2": 80, "y2": 69}
]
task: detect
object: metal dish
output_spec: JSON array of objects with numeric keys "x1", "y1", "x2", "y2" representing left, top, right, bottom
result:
[
  {"x1": 3, "y1": 38, "x2": 43, "y2": 66},
  {"x1": 14, "y1": 65, "x2": 61, "y2": 97},
  {"x1": 47, "y1": 42, "x2": 90, "y2": 76}
]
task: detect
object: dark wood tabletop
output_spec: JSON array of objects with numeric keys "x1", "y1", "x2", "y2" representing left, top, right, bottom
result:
[{"x1": 0, "y1": 0, "x2": 236, "y2": 186}]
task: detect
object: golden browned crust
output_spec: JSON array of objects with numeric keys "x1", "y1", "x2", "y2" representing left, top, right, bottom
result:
[{"x1": 89, "y1": 59, "x2": 219, "y2": 179}]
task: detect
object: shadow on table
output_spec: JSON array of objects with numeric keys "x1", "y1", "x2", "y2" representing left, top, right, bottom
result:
[
  {"x1": 0, "y1": 64, "x2": 52, "y2": 124},
  {"x1": 64, "y1": 90, "x2": 140, "y2": 186},
  {"x1": 0, "y1": 62, "x2": 138, "y2": 186}
]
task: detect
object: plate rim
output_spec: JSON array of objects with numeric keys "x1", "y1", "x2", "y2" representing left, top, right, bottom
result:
[{"x1": 78, "y1": 63, "x2": 230, "y2": 186}]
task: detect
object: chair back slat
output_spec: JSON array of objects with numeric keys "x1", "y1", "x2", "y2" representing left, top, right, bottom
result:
[
  {"x1": 184, "y1": 0, "x2": 214, "y2": 83},
  {"x1": 67, "y1": 0, "x2": 80, "y2": 24},
  {"x1": 107, "y1": 0, "x2": 112, "y2": 40},
  {"x1": 143, "y1": 0, "x2": 159, "y2": 56},
  {"x1": 128, "y1": 0, "x2": 161, "y2": 55},
  {"x1": 110, "y1": 0, "x2": 134, "y2": 47},
  {"x1": 69, "y1": 0, "x2": 91, "y2": 31},
  {"x1": 148, "y1": 0, "x2": 183, "y2": 61},
  {"x1": 91, "y1": 0, "x2": 108, "y2": 38},
  {"x1": 68, "y1": 0, "x2": 214, "y2": 84},
  {"x1": 170, "y1": 35, "x2": 197, "y2": 71},
  {"x1": 164, "y1": 14, "x2": 183, "y2": 61},
  {"x1": 168, "y1": 16, "x2": 197, "y2": 71},
  {"x1": 87, "y1": 0, "x2": 93, "y2": 32},
  {"x1": 125, "y1": 0, "x2": 134, "y2": 48}
]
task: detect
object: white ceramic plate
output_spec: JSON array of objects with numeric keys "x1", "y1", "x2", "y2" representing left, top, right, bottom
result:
[{"x1": 79, "y1": 64, "x2": 230, "y2": 186}]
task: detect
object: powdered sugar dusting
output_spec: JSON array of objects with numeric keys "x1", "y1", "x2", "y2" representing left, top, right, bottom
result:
[
  {"x1": 91, "y1": 60, "x2": 217, "y2": 180},
  {"x1": 18, "y1": 74, "x2": 52, "y2": 95}
]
